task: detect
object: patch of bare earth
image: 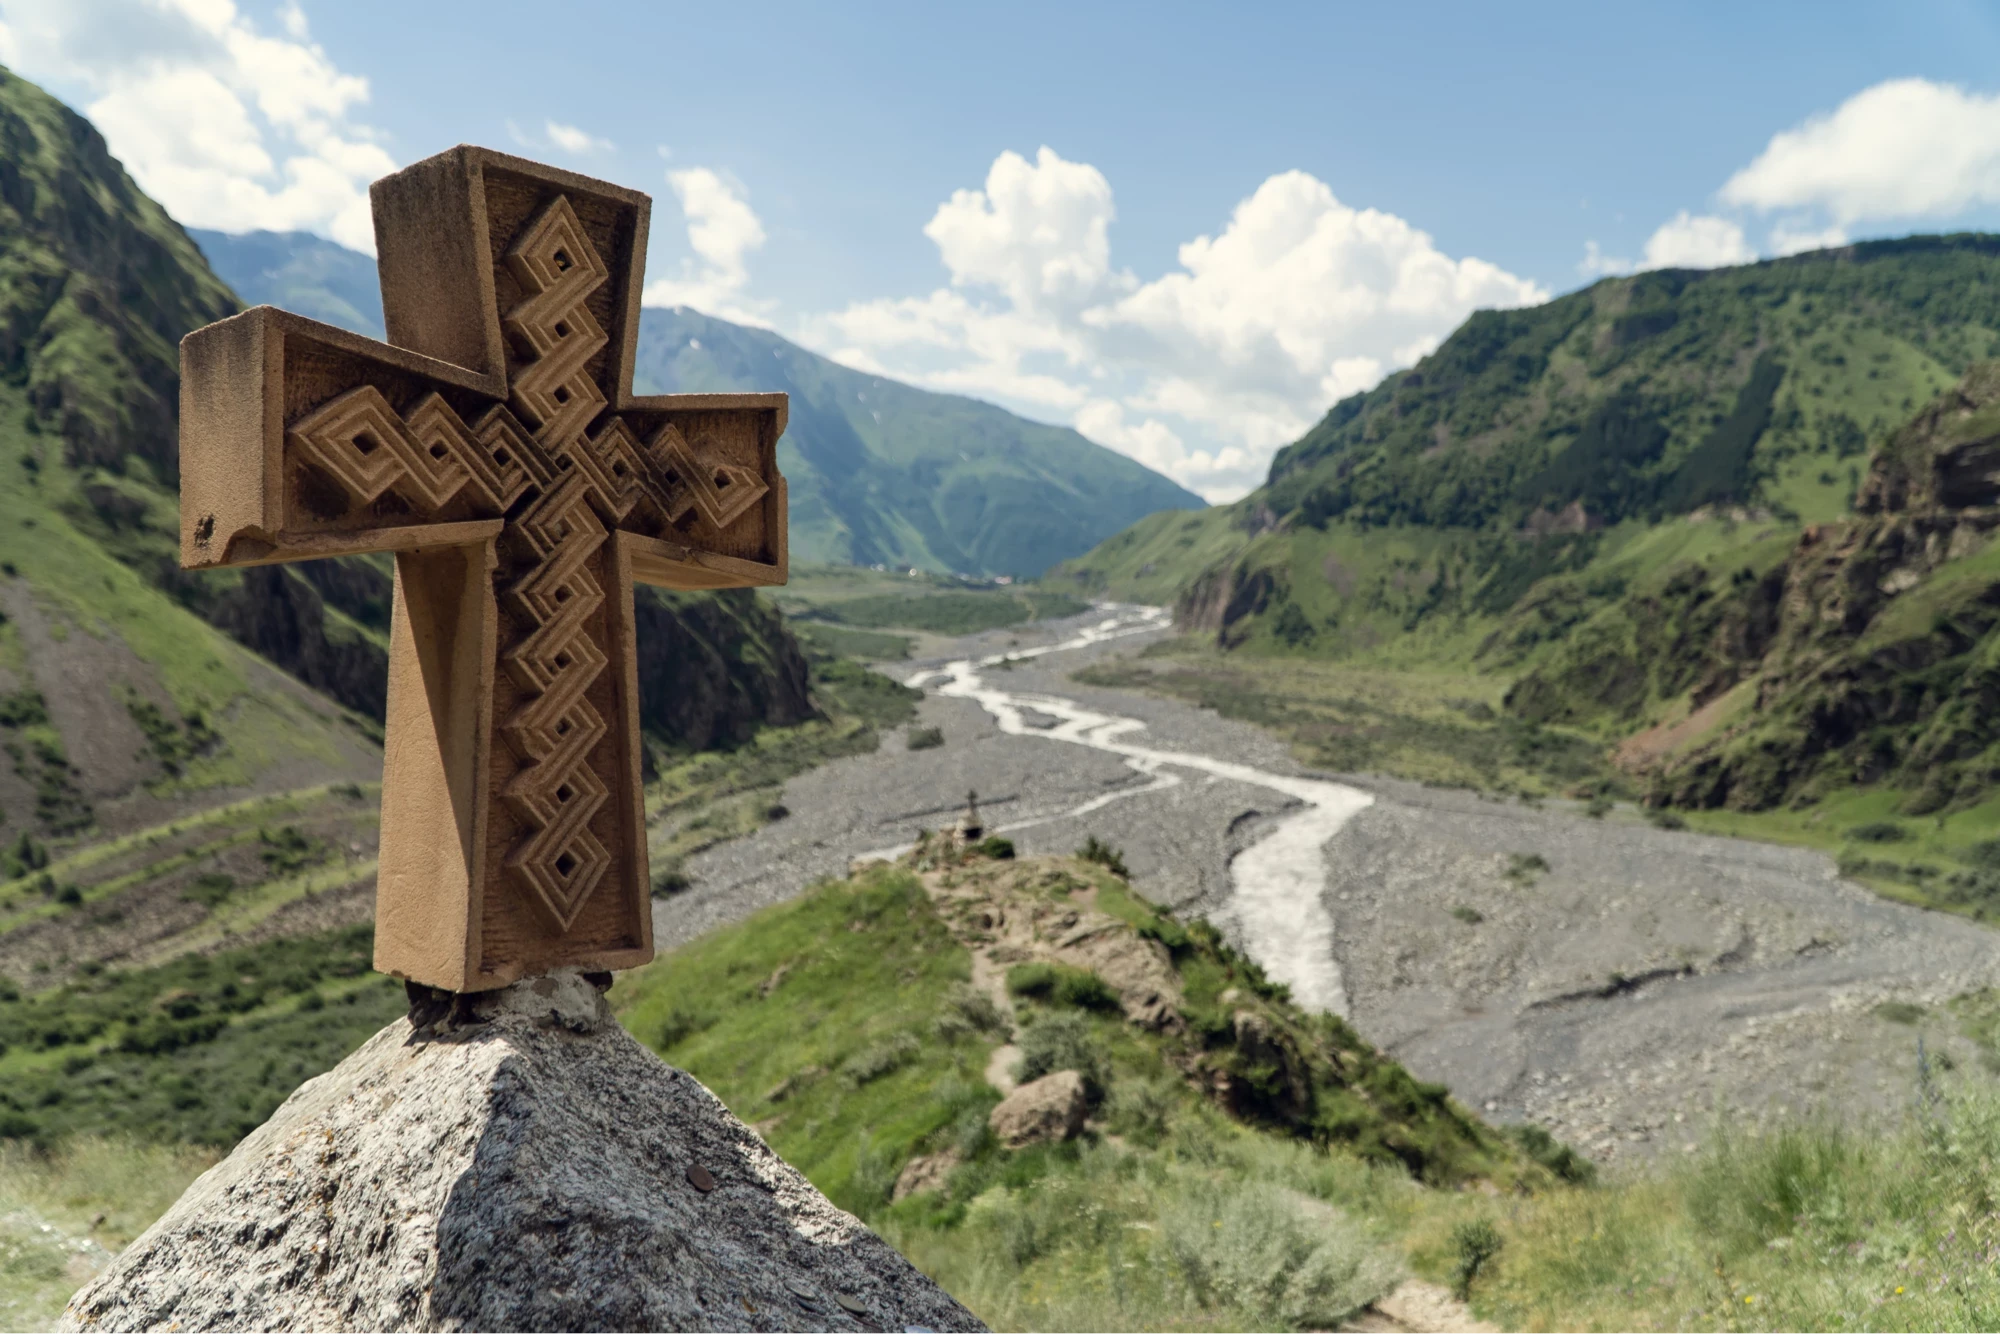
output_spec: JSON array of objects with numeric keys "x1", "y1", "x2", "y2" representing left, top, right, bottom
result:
[
  {"x1": 1344, "y1": 1280, "x2": 1495, "y2": 1333},
  {"x1": 1613, "y1": 682, "x2": 1744, "y2": 772},
  {"x1": 918, "y1": 849, "x2": 1180, "y2": 1031}
]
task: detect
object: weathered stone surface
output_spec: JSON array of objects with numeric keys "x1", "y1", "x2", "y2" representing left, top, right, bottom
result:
[
  {"x1": 61, "y1": 971, "x2": 984, "y2": 1333},
  {"x1": 987, "y1": 1070, "x2": 1087, "y2": 1149}
]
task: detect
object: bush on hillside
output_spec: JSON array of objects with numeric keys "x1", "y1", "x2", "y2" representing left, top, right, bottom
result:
[
  {"x1": 1013, "y1": 1011, "x2": 1109, "y2": 1101},
  {"x1": 1161, "y1": 1180, "x2": 1400, "y2": 1329},
  {"x1": 1007, "y1": 962, "x2": 1117, "y2": 1012},
  {"x1": 1076, "y1": 836, "x2": 1129, "y2": 878}
]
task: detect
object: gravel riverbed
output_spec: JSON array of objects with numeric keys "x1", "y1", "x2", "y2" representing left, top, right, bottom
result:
[{"x1": 656, "y1": 607, "x2": 2000, "y2": 1163}]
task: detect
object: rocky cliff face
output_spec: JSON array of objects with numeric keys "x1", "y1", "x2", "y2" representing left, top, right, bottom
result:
[{"x1": 1515, "y1": 362, "x2": 2000, "y2": 814}]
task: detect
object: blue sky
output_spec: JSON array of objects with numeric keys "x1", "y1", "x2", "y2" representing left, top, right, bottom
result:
[{"x1": 6, "y1": 0, "x2": 1999, "y2": 498}]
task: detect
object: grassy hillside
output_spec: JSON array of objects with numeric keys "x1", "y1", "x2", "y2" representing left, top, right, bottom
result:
[
  {"x1": 1057, "y1": 240, "x2": 2000, "y2": 630},
  {"x1": 21, "y1": 840, "x2": 2000, "y2": 1331}
]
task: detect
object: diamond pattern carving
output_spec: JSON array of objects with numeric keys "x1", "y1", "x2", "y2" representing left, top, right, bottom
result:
[{"x1": 179, "y1": 145, "x2": 787, "y2": 992}]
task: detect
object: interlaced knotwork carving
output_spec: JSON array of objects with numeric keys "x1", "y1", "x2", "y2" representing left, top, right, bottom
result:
[
  {"x1": 648, "y1": 422, "x2": 768, "y2": 529},
  {"x1": 492, "y1": 198, "x2": 645, "y2": 930},
  {"x1": 183, "y1": 144, "x2": 789, "y2": 992},
  {"x1": 503, "y1": 197, "x2": 611, "y2": 446},
  {"x1": 275, "y1": 187, "x2": 779, "y2": 939}
]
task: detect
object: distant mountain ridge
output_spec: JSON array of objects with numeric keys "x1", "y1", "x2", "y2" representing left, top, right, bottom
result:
[
  {"x1": 186, "y1": 227, "x2": 383, "y2": 339},
  {"x1": 191, "y1": 231, "x2": 1204, "y2": 576}
]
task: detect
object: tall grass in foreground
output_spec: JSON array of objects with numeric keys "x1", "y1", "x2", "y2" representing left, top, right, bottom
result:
[
  {"x1": 883, "y1": 1114, "x2": 1414, "y2": 1332},
  {"x1": 1430, "y1": 1075, "x2": 2000, "y2": 1331},
  {"x1": 0, "y1": 1137, "x2": 215, "y2": 1331}
]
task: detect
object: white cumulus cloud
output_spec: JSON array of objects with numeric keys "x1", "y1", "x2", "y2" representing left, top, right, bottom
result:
[
  {"x1": 1578, "y1": 239, "x2": 1634, "y2": 277},
  {"x1": 800, "y1": 148, "x2": 1545, "y2": 501},
  {"x1": 1638, "y1": 211, "x2": 1754, "y2": 270},
  {"x1": 641, "y1": 166, "x2": 771, "y2": 324},
  {"x1": 1722, "y1": 78, "x2": 2000, "y2": 224},
  {"x1": 0, "y1": 0, "x2": 396, "y2": 251}
]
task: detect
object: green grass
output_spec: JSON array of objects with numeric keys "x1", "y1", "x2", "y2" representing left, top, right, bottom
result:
[
  {"x1": 774, "y1": 564, "x2": 1091, "y2": 635},
  {"x1": 1427, "y1": 1080, "x2": 2000, "y2": 1331},
  {"x1": 610, "y1": 849, "x2": 1533, "y2": 1327},
  {"x1": 0, "y1": 925, "x2": 405, "y2": 1147},
  {"x1": 11, "y1": 852, "x2": 2000, "y2": 1332},
  {"x1": 1077, "y1": 645, "x2": 1614, "y2": 799},
  {"x1": 0, "y1": 781, "x2": 378, "y2": 950},
  {"x1": 790, "y1": 621, "x2": 914, "y2": 661},
  {"x1": 0, "y1": 1136, "x2": 217, "y2": 1331}
]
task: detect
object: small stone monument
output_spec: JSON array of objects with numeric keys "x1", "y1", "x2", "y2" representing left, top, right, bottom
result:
[
  {"x1": 957, "y1": 790, "x2": 983, "y2": 843},
  {"x1": 61, "y1": 147, "x2": 983, "y2": 1333}
]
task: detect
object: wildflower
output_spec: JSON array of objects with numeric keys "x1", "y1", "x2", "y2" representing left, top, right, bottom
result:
[
  {"x1": 1896, "y1": 1287, "x2": 1905, "y2": 1295},
  {"x1": 1744, "y1": 1296, "x2": 1755, "y2": 1304}
]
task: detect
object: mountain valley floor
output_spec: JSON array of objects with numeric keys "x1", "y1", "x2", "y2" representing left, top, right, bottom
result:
[{"x1": 668, "y1": 604, "x2": 2000, "y2": 1165}]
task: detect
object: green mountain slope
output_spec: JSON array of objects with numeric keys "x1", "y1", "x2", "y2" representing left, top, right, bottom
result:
[
  {"x1": 632, "y1": 306, "x2": 1204, "y2": 574},
  {"x1": 1058, "y1": 239, "x2": 2000, "y2": 640},
  {"x1": 190, "y1": 229, "x2": 1207, "y2": 576},
  {"x1": 187, "y1": 227, "x2": 383, "y2": 339},
  {"x1": 1052, "y1": 239, "x2": 2000, "y2": 886},
  {"x1": 1513, "y1": 363, "x2": 2000, "y2": 829}
]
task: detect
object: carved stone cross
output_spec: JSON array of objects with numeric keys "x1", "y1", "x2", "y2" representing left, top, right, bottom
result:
[{"x1": 179, "y1": 147, "x2": 787, "y2": 992}]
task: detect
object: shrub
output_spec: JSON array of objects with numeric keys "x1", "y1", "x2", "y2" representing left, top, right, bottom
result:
[
  {"x1": 1851, "y1": 820, "x2": 1907, "y2": 843},
  {"x1": 182, "y1": 872, "x2": 236, "y2": 908},
  {"x1": 1450, "y1": 905, "x2": 1484, "y2": 925},
  {"x1": 1505, "y1": 852, "x2": 1549, "y2": 882},
  {"x1": 764, "y1": 803, "x2": 790, "y2": 821},
  {"x1": 841, "y1": 1032, "x2": 921, "y2": 1086},
  {"x1": 973, "y1": 836, "x2": 1015, "y2": 860},
  {"x1": 1105, "y1": 1078, "x2": 1178, "y2": 1148},
  {"x1": 1504, "y1": 1122, "x2": 1596, "y2": 1184},
  {"x1": 906, "y1": 725, "x2": 945, "y2": 751},
  {"x1": 1076, "y1": 836, "x2": 1129, "y2": 878},
  {"x1": 1013, "y1": 1011, "x2": 1109, "y2": 1100},
  {"x1": 1874, "y1": 999, "x2": 1924, "y2": 1025},
  {"x1": 1162, "y1": 1182, "x2": 1400, "y2": 1328},
  {"x1": 650, "y1": 865, "x2": 691, "y2": 897},
  {"x1": 1138, "y1": 911, "x2": 1190, "y2": 954},
  {"x1": 1584, "y1": 794, "x2": 1614, "y2": 818},
  {"x1": 1007, "y1": 963, "x2": 1119, "y2": 1012},
  {"x1": 1450, "y1": 1218, "x2": 1503, "y2": 1300},
  {"x1": 1645, "y1": 807, "x2": 1687, "y2": 830},
  {"x1": 933, "y1": 983, "x2": 1009, "y2": 1042},
  {"x1": 257, "y1": 825, "x2": 320, "y2": 876}
]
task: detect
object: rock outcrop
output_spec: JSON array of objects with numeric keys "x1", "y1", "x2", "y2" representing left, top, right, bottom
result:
[
  {"x1": 60, "y1": 971, "x2": 984, "y2": 1333},
  {"x1": 987, "y1": 1070, "x2": 1088, "y2": 1148}
]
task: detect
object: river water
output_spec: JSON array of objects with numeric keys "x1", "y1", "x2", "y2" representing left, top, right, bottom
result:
[{"x1": 905, "y1": 605, "x2": 1373, "y2": 1016}]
